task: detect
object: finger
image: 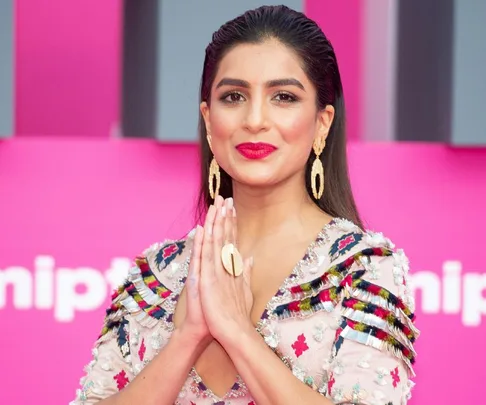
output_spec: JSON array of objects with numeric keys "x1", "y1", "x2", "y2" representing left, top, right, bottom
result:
[
  {"x1": 201, "y1": 205, "x2": 217, "y2": 277},
  {"x1": 189, "y1": 225, "x2": 204, "y2": 276},
  {"x1": 212, "y1": 197, "x2": 226, "y2": 274},
  {"x1": 223, "y1": 197, "x2": 234, "y2": 246},
  {"x1": 187, "y1": 225, "x2": 203, "y2": 297},
  {"x1": 231, "y1": 199, "x2": 237, "y2": 245}
]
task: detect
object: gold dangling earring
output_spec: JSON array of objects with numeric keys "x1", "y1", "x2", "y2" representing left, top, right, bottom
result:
[
  {"x1": 207, "y1": 134, "x2": 220, "y2": 199},
  {"x1": 208, "y1": 156, "x2": 220, "y2": 199},
  {"x1": 311, "y1": 138, "x2": 325, "y2": 199}
]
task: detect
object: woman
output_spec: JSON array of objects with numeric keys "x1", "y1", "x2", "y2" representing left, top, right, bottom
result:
[{"x1": 71, "y1": 5, "x2": 418, "y2": 405}]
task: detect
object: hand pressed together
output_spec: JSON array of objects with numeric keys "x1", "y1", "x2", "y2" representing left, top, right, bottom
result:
[{"x1": 181, "y1": 195, "x2": 254, "y2": 346}]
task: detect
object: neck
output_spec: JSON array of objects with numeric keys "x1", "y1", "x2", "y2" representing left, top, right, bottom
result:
[{"x1": 231, "y1": 174, "x2": 332, "y2": 245}]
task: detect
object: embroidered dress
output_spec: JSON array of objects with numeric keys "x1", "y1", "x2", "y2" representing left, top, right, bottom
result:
[{"x1": 71, "y1": 218, "x2": 419, "y2": 405}]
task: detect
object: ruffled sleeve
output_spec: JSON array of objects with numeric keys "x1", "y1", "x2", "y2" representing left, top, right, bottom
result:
[
  {"x1": 69, "y1": 284, "x2": 135, "y2": 404},
  {"x1": 69, "y1": 237, "x2": 187, "y2": 404},
  {"x1": 323, "y1": 240, "x2": 419, "y2": 405}
]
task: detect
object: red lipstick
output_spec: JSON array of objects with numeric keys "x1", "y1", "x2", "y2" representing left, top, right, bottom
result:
[{"x1": 235, "y1": 142, "x2": 277, "y2": 160}]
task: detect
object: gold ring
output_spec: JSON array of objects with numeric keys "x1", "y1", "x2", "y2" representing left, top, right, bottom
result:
[{"x1": 221, "y1": 243, "x2": 243, "y2": 277}]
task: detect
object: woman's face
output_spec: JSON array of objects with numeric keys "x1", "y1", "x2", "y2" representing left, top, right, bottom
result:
[{"x1": 201, "y1": 39, "x2": 334, "y2": 190}]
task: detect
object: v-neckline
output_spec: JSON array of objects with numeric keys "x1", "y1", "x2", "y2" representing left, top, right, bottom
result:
[{"x1": 187, "y1": 218, "x2": 340, "y2": 401}]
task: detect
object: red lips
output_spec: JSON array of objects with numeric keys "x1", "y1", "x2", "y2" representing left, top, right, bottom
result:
[{"x1": 235, "y1": 142, "x2": 277, "y2": 160}]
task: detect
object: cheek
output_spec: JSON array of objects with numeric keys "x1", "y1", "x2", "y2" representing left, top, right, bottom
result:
[
  {"x1": 276, "y1": 109, "x2": 317, "y2": 144},
  {"x1": 209, "y1": 106, "x2": 240, "y2": 140}
]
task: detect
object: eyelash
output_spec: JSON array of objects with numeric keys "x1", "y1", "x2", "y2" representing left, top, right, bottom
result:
[{"x1": 219, "y1": 91, "x2": 299, "y2": 104}]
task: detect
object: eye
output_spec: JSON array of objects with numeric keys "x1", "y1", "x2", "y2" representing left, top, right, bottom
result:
[
  {"x1": 273, "y1": 92, "x2": 298, "y2": 103},
  {"x1": 220, "y1": 91, "x2": 246, "y2": 104}
]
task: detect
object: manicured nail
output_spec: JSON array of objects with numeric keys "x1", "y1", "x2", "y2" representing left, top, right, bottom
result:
[
  {"x1": 227, "y1": 197, "x2": 233, "y2": 209},
  {"x1": 221, "y1": 206, "x2": 226, "y2": 217}
]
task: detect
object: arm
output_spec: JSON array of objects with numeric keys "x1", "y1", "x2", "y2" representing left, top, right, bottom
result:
[
  {"x1": 93, "y1": 327, "x2": 210, "y2": 405},
  {"x1": 221, "y1": 323, "x2": 335, "y2": 405},
  {"x1": 217, "y1": 250, "x2": 418, "y2": 405},
  {"x1": 72, "y1": 227, "x2": 213, "y2": 405}
]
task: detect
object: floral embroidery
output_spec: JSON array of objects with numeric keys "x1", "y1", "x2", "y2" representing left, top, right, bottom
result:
[
  {"x1": 328, "y1": 372, "x2": 335, "y2": 394},
  {"x1": 138, "y1": 338, "x2": 146, "y2": 361},
  {"x1": 291, "y1": 334, "x2": 309, "y2": 357},
  {"x1": 330, "y1": 232, "x2": 363, "y2": 260},
  {"x1": 391, "y1": 367, "x2": 400, "y2": 388},
  {"x1": 113, "y1": 370, "x2": 129, "y2": 390}
]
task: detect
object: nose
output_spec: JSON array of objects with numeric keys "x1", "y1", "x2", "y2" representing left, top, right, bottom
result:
[{"x1": 243, "y1": 96, "x2": 269, "y2": 134}]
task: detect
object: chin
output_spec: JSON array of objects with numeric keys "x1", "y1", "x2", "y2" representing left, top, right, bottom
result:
[{"x1": 231, "y1": 167, "x2": 281, "y2": 188}]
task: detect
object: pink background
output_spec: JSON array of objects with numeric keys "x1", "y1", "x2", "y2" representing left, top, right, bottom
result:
[{"x1": 1, "y1": 1, "x2": 485, "y2": 404}]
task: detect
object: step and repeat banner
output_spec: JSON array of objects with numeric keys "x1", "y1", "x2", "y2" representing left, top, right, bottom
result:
[{"x1": 1, "y1": 138, "x2": 485, "y2": 404}]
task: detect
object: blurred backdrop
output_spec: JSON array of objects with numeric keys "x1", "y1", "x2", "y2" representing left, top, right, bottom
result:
[{"x1": 1, "y1": 1, "x2": 485, "y2": 404}]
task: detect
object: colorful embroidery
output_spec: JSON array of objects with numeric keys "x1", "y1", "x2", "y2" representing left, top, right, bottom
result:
[
  {"x1": 391, "y1": 366, "x2": 400, "y2": 388},
  {"x1": 351, "y1": 277, "x2": 415, "y2": 321},
  {"x1": 154, "y1": 241, "x2": 186, "y2": 272},
  {"x1": 329, "y1": 232, "x2": 363, "y2": 260},
  {"x1": 138, "y1": 338, "x2": 146, "y2": 361},
  {"x1": 328, "y1": 372, "x2": 335, "y2": 394},
  {"x1": 342, "y1": 319, "x2": 415, "y2": 365},
  {"x1": 291, "y1": 334, "x2": 309, "y2": 357},
  {"x1": 99, "y1": 255, "x2": 175, "y2": 338},
  {"x1": 113, "y1": 370, "x2": 129, "y2": 390},
  {"x1": 116, "y1": 318, "x2": 130, "y2": 358},
  {"x1": 289, "y1": 247, "x2": 393, "y2": 297},
  {"x1": 342, "y1": 297, "x2": 417, "y2": 343},
  {"x1": 274, "y1": 287, "x2": 337, "y2": 319}
]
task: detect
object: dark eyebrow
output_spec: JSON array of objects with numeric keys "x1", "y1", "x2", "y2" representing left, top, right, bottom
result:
[
  {"x1": 266, "y1": 78, "x2": 305, "y2": 91},
  {"x1": 215, "y1": 77, "x2": 305, "y2": 91}
]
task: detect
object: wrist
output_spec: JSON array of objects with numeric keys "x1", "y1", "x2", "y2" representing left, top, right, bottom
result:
[
  {"x1": 216, "y1": 318, "x2": 255, "y2": 350},
  {"x1": 175, "y1": 326, "x2": 212, "y2": 355}
]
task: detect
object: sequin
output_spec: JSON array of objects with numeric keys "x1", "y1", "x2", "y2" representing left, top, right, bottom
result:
[
  {"x1": 374, "y1": 367, "x2": 390, "y2": 386},
  {"x1": 100, "y1": 356, "x2": 113, "y2": 371},
  {"x1": 360, "y1": 255, "x2": 381, "y2": 280},
  {"x1": 364, "y1": 231, "x2": 395, "y2": 249},
  {"x1": 350, "y1": 382, "x2": 367, "y2": 403},
  {"x1": 131, "y1": 328, "x2": 140, "y2": 346},
  {"x1": 357, "y1": 353, "x2": 372, "y2": 369},
  {"x1": 147, "y1": 328, "x2": 162, "y2": 349},
  {"x1": 334, "y1": 218, "x2": 360, "y2": 233},
  {"x1": 331, "y1": 359, "x2": 345, "y2": 375},
  {"x1": 262, "y1": 323, "x2": 280, "y2": 349},
  {"x1": 292, "y1": 365, "x2": 306, "y2": 382},
  {"x1": 332, "y1": 386, "x2": 344, "y2": 402},
  {"x1": 370, "y1": 390, "x2": 386, "y2": 405},
  {"x1": 313, "y1": 322, "x2": 327, "y2": 342}
]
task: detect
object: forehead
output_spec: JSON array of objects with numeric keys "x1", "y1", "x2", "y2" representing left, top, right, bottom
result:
[{"x1": 214, "y1": 40, "x2": 308, "y2": 84}]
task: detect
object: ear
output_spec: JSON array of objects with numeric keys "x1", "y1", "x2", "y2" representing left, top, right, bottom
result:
[
  {"x1": 316, "y1": 104, "x2": 335, "y2": 144},
  {"x1": 200, "y1": 101, "x2": 211, "y2": 136}
]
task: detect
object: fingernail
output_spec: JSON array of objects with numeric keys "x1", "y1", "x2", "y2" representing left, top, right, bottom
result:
[
  {"x1": 221, "y1": 206, "x2": 226, "y2": 217},
  {"x1": 227, "y1": 197, "x2": 233, "y2": 209},
  {"x1": 233, "y1": 207, "x2": 236, "y2": 217}
]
